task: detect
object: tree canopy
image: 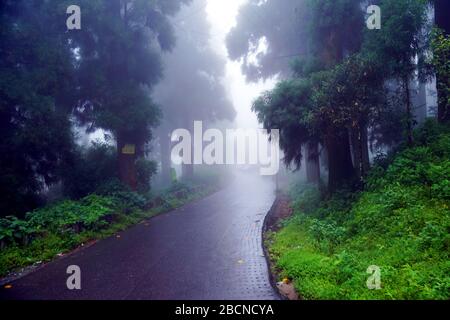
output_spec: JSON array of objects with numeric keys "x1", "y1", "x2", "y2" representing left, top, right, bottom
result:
[{"x1": 247, "y1": 0, "x2": 433, "y2": 191}]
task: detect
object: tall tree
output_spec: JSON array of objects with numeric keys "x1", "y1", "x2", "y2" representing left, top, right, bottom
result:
[
  {"x1": 154, "y1": 0, "x2": 235, "y2": 182},
  {"x1": 307, "y1": 0, "x2": 366, "y2": 186},
  {"x1": 0, "y1": 0, "x2": 76, "y2": 216},
  {"x1": 432, "y1": 0, "x2": 450, "y2": 123},
  {"x1": 363, "y1": 0, "x2": 428, "y2": 145},
  {"x1": 227, "y1": 0, "x2": 310, "y2": 82},
  {"x1": 431, "y1": 29, "x2": 450, "y2": 124},
  {"x1": 226, "y1": 0, "x2": 325, "y2": 183},
  {"x1": 72, "y1": 0, "x2": 191, "y2": 189},
  {"x1": 253, "y1": 79, "x2": 316, "y2": 172}
]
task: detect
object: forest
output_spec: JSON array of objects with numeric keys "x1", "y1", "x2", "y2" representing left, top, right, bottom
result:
[{"x1": 0, "y1": 0, "x2": 449, "y2": 301}]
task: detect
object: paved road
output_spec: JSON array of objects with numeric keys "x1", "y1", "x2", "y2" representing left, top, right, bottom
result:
[{"x1": 0, "y1": 173, "x2": 279, "y2": 300}]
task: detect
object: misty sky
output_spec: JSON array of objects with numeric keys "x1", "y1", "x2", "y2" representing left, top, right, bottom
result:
[
  {"x1": 205, "y1": 0, "x2": 277, "y2": 129},
  {"x1": 84, "y1": 0, "x2": 276, "y2": 145}
]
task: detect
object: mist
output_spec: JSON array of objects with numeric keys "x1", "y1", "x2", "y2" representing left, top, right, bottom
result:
[{"x1": 0, "y1": 0, "x2": 448, "y2": 302}]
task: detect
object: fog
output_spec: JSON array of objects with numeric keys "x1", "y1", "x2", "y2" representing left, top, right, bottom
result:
[
  {"x1": 1, "y1": 0, "x2": 448, "y2": 301},
  {"x1": 206, "y1": 0, "x2": 278, "y2": 129}
]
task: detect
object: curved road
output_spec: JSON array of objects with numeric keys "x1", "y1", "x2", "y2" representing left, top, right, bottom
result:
[{"x1": 0, "y1": 173, "x2": 279, "y2": 300}]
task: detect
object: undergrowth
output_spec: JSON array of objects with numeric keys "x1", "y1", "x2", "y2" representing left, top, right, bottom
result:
[{"x1": 267, "y1": 120, "x2": 450, "y2": 299}]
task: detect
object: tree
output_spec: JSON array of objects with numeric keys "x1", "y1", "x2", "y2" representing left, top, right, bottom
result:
[
  {"x1": 254, "y1": 0, "x2": 433, "y2": 192},
  {"x1": 234, "y1": 0, "x2": 372, "y2": 189},
  {"x1": 363, "y1": 0, "x2": 429, "y2": 145},
  {"x1": 432, "y1": 0, "x2": 450, "y2": 123},
  {"x1": 227, "y1": 0, "x2": 310, "y2": 82},
  {"x1": 316, "y1": 55, "x2": 385, "y2": 184},
  {"x1": 0, "y1": 0, "x2": 76, "y2": 216},
  {"x1": 307, "y1": 0, "x2": 367, "y2": 187},
  {"x1": 430, "y1": 0, "x2": 450, "y2": 123},
  {"x1": 72, "y1": 0, "x2": 191, "y2": 189},
  {"x1": 226, "y1": 0, "x2": 322, "y2": 183},
  {"x1": 154, "y1": 0, "x2": 235, "y2": 182},
  {"x1": 306, "y1": 0, "x2": 364, "y2": 66},
  {"x1": 253, "y1": 79, "x2": 315, "y2": 171},
  {"x1": 227, "y1": 0, "x2": 366, "y2": 184},
  {"x1": 431, "y1": 29, "x2": 450, "y2": 123}
]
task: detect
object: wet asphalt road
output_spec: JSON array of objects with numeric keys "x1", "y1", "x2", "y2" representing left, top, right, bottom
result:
[{"x1": 0, "y1": 173, "x2": 279, "y2": 300}]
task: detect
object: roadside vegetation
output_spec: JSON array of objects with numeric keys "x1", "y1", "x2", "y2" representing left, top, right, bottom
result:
[
  {"x1": 0, "y1": 175, "x2": 223, "y2": 278},
  {"x1": 230, "y1": 0, "x2": 450, "y2": 300},
  {"x1": 267, "y1": 121, "x2": 450, "y2": 299},
  {"x1": 0, "y1": 0, "x2": 235, "y2": 286}
]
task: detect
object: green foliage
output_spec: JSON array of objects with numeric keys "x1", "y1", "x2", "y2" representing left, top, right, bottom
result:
[
  {"x1": 0, "y1": 233, "x2": 71, "y2": 276},
  {"x1": 135, "y1": 158, "x2": 158, "y2": 194},
  {"x1": 26, "y1": 195, "x2": 117, "y2": 233},
  {"x1": 288, "y1": 185, "x2": 321, "y2": 214},
  {"x1": 430, "y1": 28, "x2": 450, "y2": 122},
  {"x1": 226, "y1": 0, "x2": 311, "y2": 81},
  {"x1": 363, "y1": 0, "x2": 429, "y2": 79},
  {"x1": 62, "y1": 142, "x2": 118, "y2": 199},
  {"x1": 252, "y1": 0, "x2": 431, "y2": 192},
  {"x1": 171, "y1": 168, "x2": 178, "y2": 183},
  {"x1": 0, "y1": 177, "x2": 220, "y2": 277},
  {"x1": 71, "y1": 0, "x2": 191, "y2": 181},
  {"x1": 0, "y1": 194, "x2": 117, "y2": 250},
  {"x1": 268, "y1": 122, "x2": 450, "y2": 299},
  {"x1": 0, "y1": 0, "x2": 76, "y2": 217},
  {"x1": 0, "y1": 0, "x2": 192, "y2": 218},
  {"x1": 95, "y1": 178, "x2": 130, "y2": 195},
  {"x1": 0, "y1": 216, "x2": 35, "y2": 245},
  {"x1": 306, "y1": 0, "x2": 365, "y2": 63},
  {"x1": 253, "y1": 78, "x2": 314, "y2": 169},
  {"x1": 112, "y1": 192, "x2": 147, "y2": 212},
  {"x1": 95, "y1": 178, "x2": 147, "y2": 211}
]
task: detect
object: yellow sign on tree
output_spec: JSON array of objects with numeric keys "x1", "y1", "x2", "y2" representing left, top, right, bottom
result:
[{"x1": 122, "y1": 144, "x2": 136, "y2": 155}]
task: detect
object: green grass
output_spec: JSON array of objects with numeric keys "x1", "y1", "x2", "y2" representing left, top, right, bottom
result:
[
  {"x1": 267, "y1": 121, "x2": 450, "y2": 300},
  {"x1": 0, "y1": 180, "x2": 220, "y2": 278}
]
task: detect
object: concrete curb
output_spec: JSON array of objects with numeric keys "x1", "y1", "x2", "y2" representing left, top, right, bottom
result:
[{"x1": 261, "y1": 194, "x2": 285, "y2": 300}]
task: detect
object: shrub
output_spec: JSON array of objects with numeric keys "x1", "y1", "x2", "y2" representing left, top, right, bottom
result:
[
  {"x1": 268, "y1": 122, "x2": 450, "y2": 299},
  {"x1": 61, "y1": 141, "x2": 117, "y2": 199},
  {"x1": 289, "y1": 184, "x2": 321, "y2": 214},
  {"x1": 95, "y1": 178, "x2": 130, "y2": 195},
  {"x1": 135, "y1": 158, "x2": 158, "y2": 194},
  {"x1": 25, "y1": 194, "x2": 117, "y2": 235},
  {"x1": 0, "y1": 216, "x2": 35, "y2": 247},
  {"x1": 95, "y1": 178, "x2": 147, "y2": 211}
]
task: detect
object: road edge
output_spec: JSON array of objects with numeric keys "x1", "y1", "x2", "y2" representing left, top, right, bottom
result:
[
  {"x1": 261, "y1": 194, "x2": 285, "y2": 300},
  {"x1": 0, "y1": 183, "x2": 226, "y2": 287}
]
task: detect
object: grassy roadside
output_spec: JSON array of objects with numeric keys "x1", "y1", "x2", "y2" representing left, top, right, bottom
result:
[
  {"x1": 266, "y1": 121, "x2": 450, "y2": 299},
  {"x1": 0, "y1": 178, "x2": 223, "y2": 278}
]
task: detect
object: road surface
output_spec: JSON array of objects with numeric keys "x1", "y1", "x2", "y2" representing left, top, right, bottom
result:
[{"x1": 0, "y1": 173, "x2": 279, "y2": 300}]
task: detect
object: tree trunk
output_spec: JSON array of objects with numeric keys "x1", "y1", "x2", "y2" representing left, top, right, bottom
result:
[
  {"x1": 160, "y1": 130, "x2": 172, "y2": 187},
  {"x1": 117, "y1": 133, "x2": 138, "y2": 190},
  {"x1": 326, "y1": 129, "x2": 355, "y2": 192},
  {"x1": 434, "y1": 0, "x2": 450, "y2": 123},
  {"x1": 306, "y1": 142, "x2": 320, "y2": 184},
  {"x1": 350, "y1": 124, "x2": 370, "y2": 185},
  {"x1": 436, "y1": 73, "x2": 450, "y2": 123},
  {"x1": 436, "y1": 78, "x2": 450, "y2": 124},
  {"x1": 404, "y1": 76, "x2": 414, "y2": 146}
]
